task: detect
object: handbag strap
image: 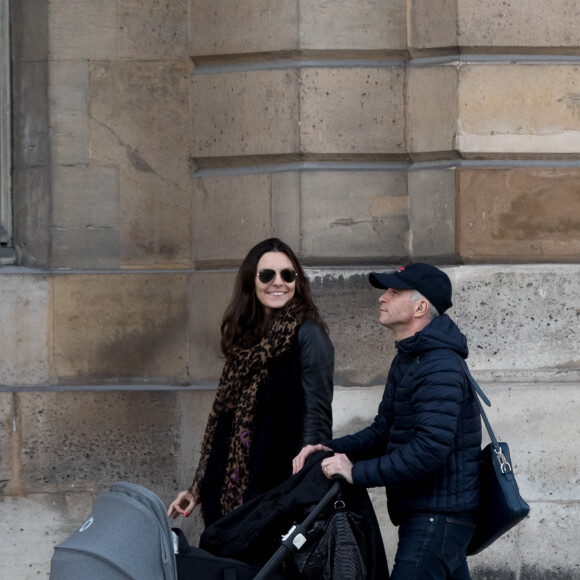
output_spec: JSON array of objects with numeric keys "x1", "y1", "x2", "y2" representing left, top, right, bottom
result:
[
  {"x1": 452, "y1": 352, "x2": 514, "y2": 473},
  {"x1": 451, "y1": 353, "x2": 501, "y2": 453}
]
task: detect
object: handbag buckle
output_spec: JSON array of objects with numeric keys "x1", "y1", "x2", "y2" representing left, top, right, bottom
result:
[{"x1": 494, "y1": 446, "x2": 512, "y2": 474}]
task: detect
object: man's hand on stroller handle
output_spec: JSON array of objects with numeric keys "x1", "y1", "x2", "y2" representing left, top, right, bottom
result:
[
  {"x1": 321, "y1": 453, "x2": 353, "y2": 484},
  {"x1": 167, "y1": 489, "x2": 197, "y2": 520}
]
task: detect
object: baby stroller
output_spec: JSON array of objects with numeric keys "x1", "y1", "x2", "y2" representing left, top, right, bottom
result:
[
  {"x1": 48, "y1": 480, "x2": 277, "y2": 580},
  {"x1": 49, "y1": 453, "x2": 387, "y2": 579},
  {"x1": 49, "y1": 481, "x2": 178, "y2": 579}
]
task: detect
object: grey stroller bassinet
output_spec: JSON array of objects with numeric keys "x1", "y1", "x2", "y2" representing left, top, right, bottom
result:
[{"x1": 49, "y1": 481, "x2": 177, "y2": 580}]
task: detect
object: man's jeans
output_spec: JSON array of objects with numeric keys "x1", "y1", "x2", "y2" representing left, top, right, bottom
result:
[{"x1": 390, "y1": 513, "x2": 476, "y2": 580}]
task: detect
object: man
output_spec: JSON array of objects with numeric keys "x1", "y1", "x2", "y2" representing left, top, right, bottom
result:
[{"x1": 293, "y1": 263, "x2": 482, "y2": 579}]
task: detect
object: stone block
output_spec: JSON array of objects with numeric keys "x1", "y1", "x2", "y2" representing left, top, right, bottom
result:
[
  {"x1": 299, "y1": 0, "x2": 406, "y2": 50},
  {"x1": 469, "y1": 502, "x2": 579, "y2": 578},
  {"x1": 52, "y1": 273, "x2": 189, "y2": 383},
  {"x1": 49, "y1": 0, "x2": 116, "y2": 60},
  {"x1": 451, "y1": 265, "x2": 580, "y2": 375},
  {"x1": 409, "y1": 0, "x2": 458, "y2": 51},
  {"x1": 172, "y1": 389, "x2": 217, "y2": 544},
  {"x1": 189, "y1": 271, "x2": 236, "y2": 383},
  {"x1": 271, "y1": 171, "x2": 301, "y2": 251},
  {"x1": 190, "y1": 0, "x2": 298, "y2": 55},
  {"x1": 408, "y1": 167, "x2": 456, "y2": 259},
  {"x1": 0, "y1": 492, "x2": 93, "y2": 579},
  {"x1": 18, "y1": 391, "x2": 182, "y2": 492},
  {"x1": 51, "y1": 228, "x2": 121, "y2": 270},
  {"x1": 472, "y1": 384, "x2": 580, "y2": 502},
  {"x1": 331, "y1": 386, "x2": 397, "y2": 564},
  {"x1": 0, "y1": 272, "x2": 49, "y2": 386},
  {"x1": 301, "y1": 171, "x2": 409, "y2": 261},
  {"x1": 457, "y1": 64, "x2": 580, "y2": 155},
  {"x1": 300, "y1": 66, "x2": 405, "y2": 154},
  {"x1": 89, "y1": 61, "x2": 192, "y2": 268},
  {"x1": 458, "y1": 0, "x2": 580, "y2": 48},
  {"x1": 118, "y1": 0, "x2": 189, "y2": 59},
  {"x1": 191, "y1": 68, "x2": 299, "y2": 157},
  {"x1": 49, "y1": 61, "x2": 89, "y2": 166},
  {"x1": 457, "y1": 168, "x2": 580, "y2": 261},
  {"x1": 408, "y1": 64, "x2": 458, "y2": 153},
  {"x1": 309, "y1": 269, "x2": 397, "y2": 386},
  {"x1": 51, "y1": 165, "x2": 120, "y2": 269},
  {"x1": 192, "y1": 174, "x2": 273, "y2": 266}
]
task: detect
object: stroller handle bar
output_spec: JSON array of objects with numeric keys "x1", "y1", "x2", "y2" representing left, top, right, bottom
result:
[{"x1": 253, "y1": 477, "x2": 345, "y2": 580}]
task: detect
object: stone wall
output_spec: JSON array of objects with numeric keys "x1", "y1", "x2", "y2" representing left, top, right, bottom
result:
[{"x1": 1, "y1": 1, "x2": 579, "y2": 578}]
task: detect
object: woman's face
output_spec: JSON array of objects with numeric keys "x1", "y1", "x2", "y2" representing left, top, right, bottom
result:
[{"x1": 255, "y1": 251, "x2": 297, "y2": 314}]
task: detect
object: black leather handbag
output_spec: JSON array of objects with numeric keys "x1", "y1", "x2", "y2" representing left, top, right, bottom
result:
[{"x1": 456, "y1": 356, "x2": 531, "y2": 556}]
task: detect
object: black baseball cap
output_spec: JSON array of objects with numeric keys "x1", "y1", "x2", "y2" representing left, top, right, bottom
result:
[{"x1": 369, "y1": 263, "x2": 453, "y2": 314}]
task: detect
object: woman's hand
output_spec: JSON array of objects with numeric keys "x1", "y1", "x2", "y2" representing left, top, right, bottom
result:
[
  {"x1": 292, "y1": 443, "x2": 332, "y2": 474},
  {"x1": 167, "y1": 489, "x2": 197, "y2": 520}
]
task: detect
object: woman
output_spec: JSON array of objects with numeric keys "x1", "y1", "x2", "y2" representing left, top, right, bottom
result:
[{"x1": 168, "y1": 238, "x2": 334, "y2": 526}]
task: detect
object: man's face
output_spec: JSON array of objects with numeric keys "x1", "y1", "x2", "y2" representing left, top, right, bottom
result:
[{"x1": 378, "y1": 287, "x2": 417, "y2": 331}]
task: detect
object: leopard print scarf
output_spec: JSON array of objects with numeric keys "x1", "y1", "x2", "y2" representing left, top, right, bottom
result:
[{"x1": 190, "y1": 302, "x2": 299, "y2": 517}]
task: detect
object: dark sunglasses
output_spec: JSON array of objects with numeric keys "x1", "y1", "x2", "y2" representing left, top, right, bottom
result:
[{"x1": 257, "y1": 268, "x2": 298, "y2": 284}]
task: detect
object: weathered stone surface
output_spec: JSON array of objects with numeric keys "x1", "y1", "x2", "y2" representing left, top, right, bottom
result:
[
  {"x1": 458, "y1": 0, "x2": 580, "y2": 48},
  {"x1": 410, "y1": 0, "x2": 458, "y2": 50},
  {"x1": 408, "y1": 167, "x2": 456, "y2": 258},
  {"x1": 469, "y1": 501, "x2": 580, "y2": 579},
  {"x1": 301, "y1": 171, "x2": 409, "y2": 261},
  {"x1": 172, "y1": 389, "x2": 217, "y2": 544},
  {"x1": 118, "y1": 0, "x2": 189, "y2": 59},
  {"x1": 52, "y1": 274, "x2": 189, "y2": 383},
  {"x1": 457, "y1": 168, "x2": 580, "y2": 261},
  {"x1": 309, "y1": 269, "x2": 397, "y2": 386},
  {"x1": 457, "y1": 64, "x2": 580, "y2": 155},
  {"x1": 271, "y1": 171, "x2": 301, "y2": 251},
  {"x1": 49, "y1": 0, "x2": 117, "y2": 60},
  {"x1": 408, "y1": 64, "x2": 458, "y2": 153},
  {"x1": 190, "y1": 0, "x2": 298, "y2": 55},
  {"x1": 0, "y1": 272, "x2": 49, "y2": 386},
  {"x1": 18, "y1": 391, "x2": 182, "y2": 492},
  {"x1": 514, "y1": 503, "x2": 580, "y2": 579},
  {"x1": 189, "y1": 271, "x2": 236, "y2": 383},
  {"x1": 51, "y1": 228, "x2": 121, "y2": 270},
  {"x1": 299, "y1": 0, "x2": 406, "y2": 50},
  {"x1": 51, "y1": 165, "x2": 120, "y2": 269},
  {"x1": 191, "y1": 68, "x2": 299, "y2": 157},
  {"x1": 192, "y1": 174, "x2": 272, "y2": 266},
  {"x1": 90, "y1": 61, "x2": 192, "y2": 268},
  {"x1": 0, "y1": 492, "x2": 94, "y2": 579},
  {"x1": 300, "y1": 66, "x2": 405, "y2": 154},
  {"x1": 472, "y1": 384, "x2": 579, "y2": 502},
  {"x1": 49, "y1": 61, "x2": 89, "y2": 166},
  {"x1": 452, "y1": 265, "x2": 580, "y2": 375}
]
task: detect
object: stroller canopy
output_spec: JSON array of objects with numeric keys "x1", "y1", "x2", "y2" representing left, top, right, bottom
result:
[{"x1": 50, "y1": 481, "x2": 177, "y2": 580}]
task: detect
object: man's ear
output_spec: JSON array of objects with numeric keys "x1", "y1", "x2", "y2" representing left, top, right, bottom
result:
[{"x1": 414, "y1": 298, "x2": 429, "y2": 317}]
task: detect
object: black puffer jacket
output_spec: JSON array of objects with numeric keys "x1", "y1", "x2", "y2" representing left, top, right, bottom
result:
[{"x1": 328, "y1": 314, "x2": 481, "y2": 525}]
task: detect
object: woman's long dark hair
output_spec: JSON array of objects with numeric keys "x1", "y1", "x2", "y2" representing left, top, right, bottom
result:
[{"x1": 220, "y1": 238, "x2": 328, "y2": 358}]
